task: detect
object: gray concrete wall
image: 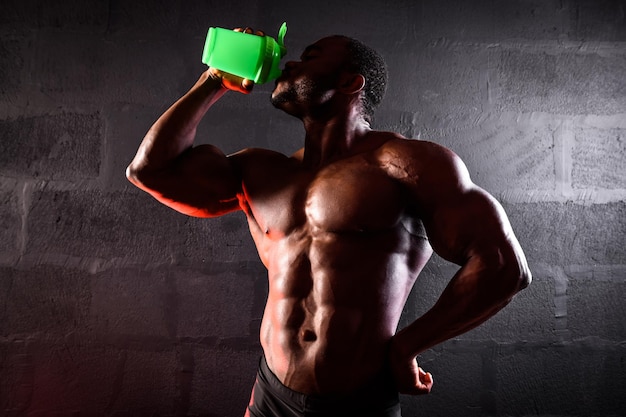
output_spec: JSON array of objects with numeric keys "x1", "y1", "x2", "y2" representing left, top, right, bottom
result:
[{"x1": 0, "y1": 0, "x2": 624, "y2": 416}]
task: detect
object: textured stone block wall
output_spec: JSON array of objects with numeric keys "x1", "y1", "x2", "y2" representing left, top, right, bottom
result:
[{"x1": 1, "y1": 0, "x2": 624, "y2": 416}]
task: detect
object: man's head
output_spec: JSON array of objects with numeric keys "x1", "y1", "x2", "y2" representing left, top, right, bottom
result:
[{"x1": 271, "y1": 35, "x2": 387, "y2": 123}]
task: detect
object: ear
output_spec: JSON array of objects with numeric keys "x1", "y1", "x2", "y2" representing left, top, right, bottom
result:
[{"x1": 339, "y1": 73, "x2": 365, "y2": 95}]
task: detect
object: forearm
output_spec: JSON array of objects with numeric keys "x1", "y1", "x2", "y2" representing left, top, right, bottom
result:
[
  {"x1": 395, "y1": 254, "x2": 529, "y2": 358},
  {"x1": 127, "y1": 70, "x2": 227, "y2": 175}
]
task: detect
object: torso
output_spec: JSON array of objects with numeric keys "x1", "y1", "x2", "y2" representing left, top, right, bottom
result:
[{"x1": 236, "y1": 134, "x2": 433, "y2": 394}]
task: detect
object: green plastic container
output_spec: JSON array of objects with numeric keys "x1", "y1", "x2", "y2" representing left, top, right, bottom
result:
[{"x1": 202, "y1": 22, "x2": 287, "y2": 84}]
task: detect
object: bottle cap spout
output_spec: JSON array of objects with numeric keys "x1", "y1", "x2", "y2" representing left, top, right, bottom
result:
[{"x1": 277, "y1": 22, "x2": 287, "y2": 57}]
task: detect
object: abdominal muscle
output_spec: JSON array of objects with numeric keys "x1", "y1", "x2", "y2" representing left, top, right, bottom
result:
[{"x1": 258, "y1": 226, "x2": 432, "y2": 395}]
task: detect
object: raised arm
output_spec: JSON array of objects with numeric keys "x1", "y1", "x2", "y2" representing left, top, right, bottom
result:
[
  {"x1": 126, "y1": 69, "x2": 252, "y2": 217},
  {"x1": 384, "y1": 139, "x2": 532, "y2": 394}
]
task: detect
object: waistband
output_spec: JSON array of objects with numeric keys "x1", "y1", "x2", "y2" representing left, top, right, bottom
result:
[{"x1": 257, "y1": 355, "x2": 400, "y2": 413}]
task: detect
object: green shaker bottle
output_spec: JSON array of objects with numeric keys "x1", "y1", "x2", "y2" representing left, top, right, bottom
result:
[{"x1": 202, "y1": 22, "x2": 287, "y2": 84}]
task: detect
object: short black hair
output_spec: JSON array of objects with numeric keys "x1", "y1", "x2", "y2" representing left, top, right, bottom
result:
[{"x1": 336, "y1": 36, "x2": 388, "y2": 123}]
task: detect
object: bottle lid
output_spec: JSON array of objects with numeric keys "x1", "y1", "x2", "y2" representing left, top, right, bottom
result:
[{"x1": 258, "y1": 22, "x2": 287, "y2": 84}]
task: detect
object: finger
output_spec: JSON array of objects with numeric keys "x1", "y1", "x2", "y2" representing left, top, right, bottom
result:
[
  {"x1": 207, "y1": 67, "x2": 226, "y2": 84},
  {"x1": 230, "y1": 80, "x2": 254, "y2": 94},
  {"x1": 256, "y1": 30, "x2": 265, "y2": 37},
  {"x1": 420, "y1": 373, "x2": 433, "y2": 391},
  {"x1": 418, "y1": 367, "x2": 433, "y2": 382},
  {"x1": 423, "y1": 373, "x2": 433, "y2": 387},
  {"x1": 241, "y1": 78, "x2": 254, "y2": 93},
  {"x1": 243, "y1": 27, "x2": 253, "y2": 34},
  {"x1": 234, "y1": 27, "x2": 243, "y2": 32},
  {"x1": 404, "y1": 381, "x2": 431, "y2": 395}
]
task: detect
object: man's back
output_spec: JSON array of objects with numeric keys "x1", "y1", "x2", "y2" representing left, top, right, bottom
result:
[{"x1": 234, "y1": 133, "x2": 433, "y2": 394}]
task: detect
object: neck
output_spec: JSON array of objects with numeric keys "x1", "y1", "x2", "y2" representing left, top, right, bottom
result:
[{"x1": 301, "y1": 108, "x2": 372, "y2": 168}]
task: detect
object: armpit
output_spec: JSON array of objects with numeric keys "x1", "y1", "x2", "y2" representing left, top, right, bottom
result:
[{"x1": 401, "y1": 217, "x2": 428, "y2": 240}]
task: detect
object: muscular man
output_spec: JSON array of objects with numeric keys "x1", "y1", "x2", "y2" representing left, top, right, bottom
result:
[{"x1": 126, "y1": 29, "x2": 531, "y2": 416}]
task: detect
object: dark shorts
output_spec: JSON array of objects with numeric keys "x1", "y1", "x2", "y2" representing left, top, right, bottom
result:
[{"x1": 246, "y1": 356, "x2": 402, "y2": 417}]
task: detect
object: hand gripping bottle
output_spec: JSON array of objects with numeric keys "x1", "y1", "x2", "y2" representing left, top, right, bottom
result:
[{"x1": 202, "y1": 22, "x2": 287, "y2": 84}]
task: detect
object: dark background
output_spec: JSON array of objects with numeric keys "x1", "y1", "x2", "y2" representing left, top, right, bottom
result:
[{"x1": 1, "y1": 0, "x2": 625, "y2": 416}]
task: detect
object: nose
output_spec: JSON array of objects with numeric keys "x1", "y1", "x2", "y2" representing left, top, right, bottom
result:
[{"x1": 281, "y1": 60, "x2": 297, "y2": 76}]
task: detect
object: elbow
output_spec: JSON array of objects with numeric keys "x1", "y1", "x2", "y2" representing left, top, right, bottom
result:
[
  {"x1": 125, "y1": 163, "x2": 142, "y2": 186},
  {"x1": 517, "y1": 266, "x2": 532, "y2": 291},
  {"x1": 502, "y1": 255, "x2": 532, "y2": 295},
  {"x1": 484, "y1": 262, "x2": 531, "y2": 306},
  {"x1": 482, "y1": 245, "x2": 531, "y2": 296},
  {"x1": 125, "y1": 161, "x2": 153, "y2": 190}
]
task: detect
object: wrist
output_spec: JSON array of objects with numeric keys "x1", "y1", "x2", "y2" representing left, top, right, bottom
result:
[
  {"x1": 391, "y1": 330, "x2": 415, "y2": 360},
  {"x1": 393, "y1": 318, "x2": 433, "y2": 359},
  {"x1": 194, "y1": 69, "x2": 228, "y2": 94}
]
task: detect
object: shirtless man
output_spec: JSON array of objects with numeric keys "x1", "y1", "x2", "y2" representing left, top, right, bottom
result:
[{"x1": 126, "y1": 30, "x2": 531, "y2": 416}]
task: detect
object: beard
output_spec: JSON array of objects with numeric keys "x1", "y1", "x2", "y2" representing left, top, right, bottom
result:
[
  {"x1": 270, "y1": 83, "x2": 298, "y2": 109},
  {"x1": 270, "y1": 76, "x2": 335, "y2": 118}
]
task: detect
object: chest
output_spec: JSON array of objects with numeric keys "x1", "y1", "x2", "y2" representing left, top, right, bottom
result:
[{"x1": 241, "y1": 157, "x2": 407, "y2": 238}]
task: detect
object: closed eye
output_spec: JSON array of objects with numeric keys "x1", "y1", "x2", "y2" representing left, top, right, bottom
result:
[{"x1": 299, "y1": 44, "x2": 322, "y2": 61}]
